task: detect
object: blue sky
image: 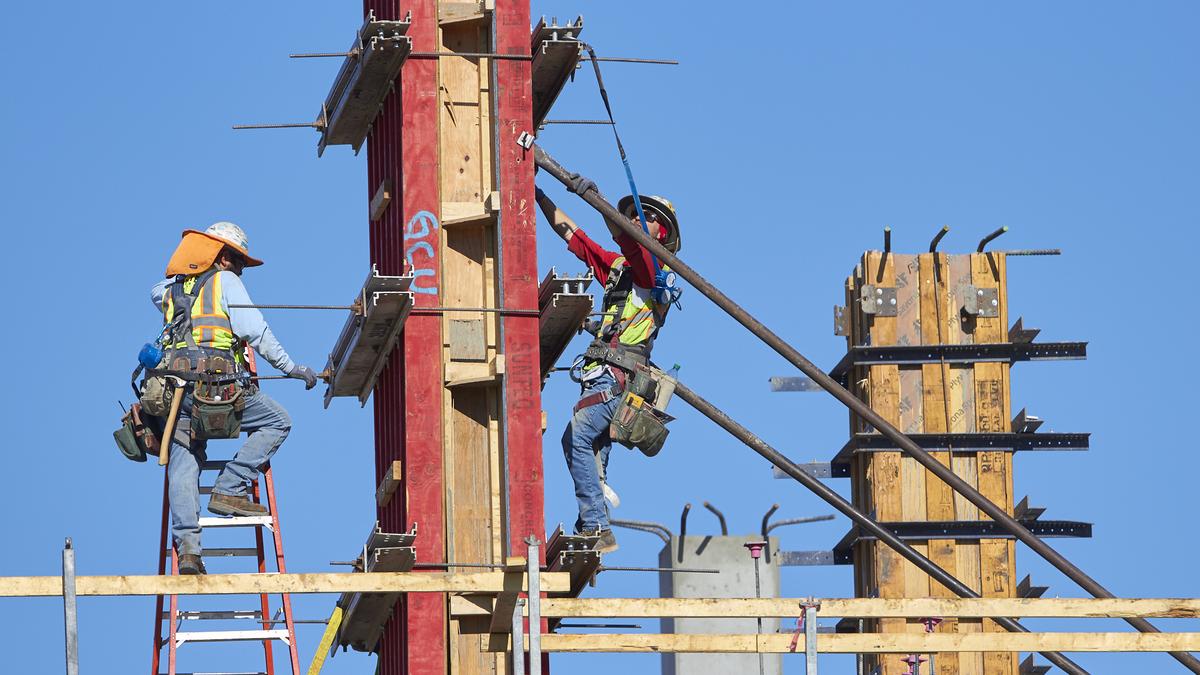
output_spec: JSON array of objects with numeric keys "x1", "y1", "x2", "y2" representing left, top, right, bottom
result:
[{"x1": 1, "y1": 1, "x2": 1198, "y2": 673}]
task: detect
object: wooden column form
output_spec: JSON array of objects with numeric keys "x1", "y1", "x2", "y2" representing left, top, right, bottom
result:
[
  {"x1": 366, "y1": 1, "x2": 543, "y2": 674},
  {"x1": 844, "y1": 251, "x2": 1016, "y2": 675}
]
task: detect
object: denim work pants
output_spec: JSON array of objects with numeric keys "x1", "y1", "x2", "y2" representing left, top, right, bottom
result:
[
  {"x1": 167, "y1": 386, "x2": 291, "y2": 555},
  {"x1": 561, "y1": 372, "x2": 623, "y2": 533}
]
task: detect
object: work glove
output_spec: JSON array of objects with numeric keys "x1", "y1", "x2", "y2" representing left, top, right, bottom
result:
[
  {"x1": 566, "y1": 172, "x2": 597, "y2": 196},
  {"x1": 289, "y1": 364, "x2": 319, "y2": 390}
]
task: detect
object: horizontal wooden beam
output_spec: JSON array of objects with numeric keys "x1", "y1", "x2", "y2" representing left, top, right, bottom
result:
[
  {"x1": 452, "y1": 596, "x2": 1200, "y2": 620},
  {"x1": 0, "y1": 571, "x2": 569, "y2": 598},
  {"x1": 483, "y1": 632, "x2": 1200, "y2": 654}
]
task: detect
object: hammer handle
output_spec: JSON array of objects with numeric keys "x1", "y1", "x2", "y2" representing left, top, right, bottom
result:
[{"x1": 158, "y1": 386, "x2": 184, "y2": 466}]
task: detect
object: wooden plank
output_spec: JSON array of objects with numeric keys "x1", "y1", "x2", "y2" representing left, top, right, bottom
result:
[
  {"x1": 370, "y1": 178, "x2": 393, "y2": 222},
  {"x1": 484, "y1": 632, "x2": 1200, "y2": 654},
  {"x1": 919, "y1": 251, "x2": 959, "y2": 675},
  {"x1": 449, "y1": 596, "x2": 1200, "y2": 619},
  {"x1": 376, "y1": 460, "x2": 403, "y2": 508},
  {"x1": 972, "y1": 252, "x2": 1016, "y2": 675},
  {"x1": 894, "y1": 254, "x2": 929, "y2": 638},
  {"x1": 0, "y1": 571, "x2": 571, "y2": 597}
]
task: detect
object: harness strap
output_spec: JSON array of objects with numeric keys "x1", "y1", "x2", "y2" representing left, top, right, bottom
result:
[
  {"x1": 168, "y1": 269, "x2": 218, "y2": 349},
  {"x1": 574, "y1": 385, "x2": 622, "y2": 414}
]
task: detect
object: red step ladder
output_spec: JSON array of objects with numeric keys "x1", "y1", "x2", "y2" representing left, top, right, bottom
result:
[{"x1": 151, "y1": 462, "x2": 301, "y2": 675}]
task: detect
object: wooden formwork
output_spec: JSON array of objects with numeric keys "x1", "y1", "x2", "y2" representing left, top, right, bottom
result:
[{"x1": 845, "y1": 250, "x2": 1015, "y2": 675}]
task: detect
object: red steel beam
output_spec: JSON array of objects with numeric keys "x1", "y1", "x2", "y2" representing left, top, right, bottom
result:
[
  {"x1": 365, "y1": 0, "x2": 445, "y2": 673},
  {"x1": 495, "y1": 1, "x2": 544, "y2": 565}
]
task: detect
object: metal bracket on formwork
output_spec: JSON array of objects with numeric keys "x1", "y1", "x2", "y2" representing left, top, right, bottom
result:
[
  {"x1": 777, "y1": 550, "x2": 840, "y2": 567},
  {"x1": 1017, "y1": 574, "x2": 1050, "y2": 599},
  {"x1": 826, "y1": 430, "x2": 1090, "y2": 477},
  {"x1": 323, "y1": 265, "x2": 415, "y2": 408},
  {"x1": 830, "y1": 518, "x2": 1091, "y2": 564},
  {"x1": 544, "y1": 526, "x2": 602, "y2": 609},
  {"x1": 531, "y1": 16, "x2": 584, "y2": 127},
  {"x1": 828, "y1": 341, "x2": 1088, "y2": 384},
  {"x1": 1008, "y1": 316, "x2": 1041, "y2": 343},
  {"x1": 962, "y1": 284, "x2": 1000, "y2": 318},
  {"x1": 1019, "y1": 654, "x2": 1052, "y2": 675},
  {"x1": 315, "y1": 10, "x2": 413, "y2": 156},
  {"x1": 858, "y1": 285, "x2": 897, "y2": 317},
  {"x1": 833, "y1": 304, "x2": 849, "y2": 336},
  {"x1": 333, "y1": 522, "x2": 418, "y2": 654},
  {"x1": 772, "y1": 462, "x2": 833, "y2": 480},
  {"x1": 538, "y1": 268, "x2": 594, "y2": 380},
  {"x1": 1011, "y1": 407, "x2": 1044, "y2": 433},
  {"x1": 769, "y1": 375, "x2": 822, "y2": 392}
]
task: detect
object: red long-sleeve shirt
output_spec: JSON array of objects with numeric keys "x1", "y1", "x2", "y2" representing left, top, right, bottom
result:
[{"x1": 565, "y1": 228, "x2": 656, "y2": 288}]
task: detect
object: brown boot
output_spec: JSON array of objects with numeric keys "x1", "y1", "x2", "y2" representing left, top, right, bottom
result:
[
  {"x1": 178, "y1": 554, "x2": 207, "y2": 575},
  {"x1": 208, "y1": 492, "x2": 269, "y2": 517}
]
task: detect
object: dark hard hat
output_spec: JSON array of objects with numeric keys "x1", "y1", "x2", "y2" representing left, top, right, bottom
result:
[{"x1": 618, "y1": 194, "x2": 681, "y2": 253}]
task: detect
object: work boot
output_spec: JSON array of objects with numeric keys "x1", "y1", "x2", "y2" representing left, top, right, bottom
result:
[
  {"x1": 208, "y1": 492, "x2": 269, "y2": 517},
  {"x1": 579, "y1": 528, "x2": 619, "y2": 554},
  {"x1": 178, "y1": 554, "x2": 207, "y2": 576}
]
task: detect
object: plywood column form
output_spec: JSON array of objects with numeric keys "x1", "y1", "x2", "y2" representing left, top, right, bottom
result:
[
  {"x1": 844, "y1": 250, "x2": 1016, "y2": 675},
  {"x1": 365, "y1": 1, "x2": 543, "y2": 674}
]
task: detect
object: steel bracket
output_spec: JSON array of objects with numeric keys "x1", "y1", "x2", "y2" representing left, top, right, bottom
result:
[
  {"x1": 963, "y1": 285, "x2": 1000, "y2": 317},
  {"x1": 859, "y1": 285, "x2": 897, "y2": 317},
  {"x1": 833, "y1": 305, "x2": 849, "y2": 336},
  {"x1": 334, "y1": 522, "x2": 418, "y2": 653}
]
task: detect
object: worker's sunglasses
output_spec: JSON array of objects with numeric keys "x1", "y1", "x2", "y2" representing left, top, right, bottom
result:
[{"x1": 643, "y1": 211, "x2": 659, "y2": 223}]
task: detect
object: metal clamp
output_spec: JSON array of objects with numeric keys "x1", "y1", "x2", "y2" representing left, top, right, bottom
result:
[{"x1": 516, "y1": 131, "x2": 536, "y2": 149}]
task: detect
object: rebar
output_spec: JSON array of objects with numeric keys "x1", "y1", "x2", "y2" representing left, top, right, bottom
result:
[
  {"x1": 764, "y1": 514, "x2": 836, "y2": 536},
  {"x1": 1003, "y1": 248, "x2": 1062, "y2": 257},
  {"x1": 929, "y1": 225, "x2": 950, "y2": 253},
  {"x1": 977, "y1": 226, "x2": 1009, "y2": 252},
  {"x1": 609, "y1": 519, "x2": 673, "y2": 544},
  {"x1": 232, "y1": 122, "x2": 323, "y2": 130},
  {"x1": 702, "y1": 501, "x2": 728, "y2": 535}
]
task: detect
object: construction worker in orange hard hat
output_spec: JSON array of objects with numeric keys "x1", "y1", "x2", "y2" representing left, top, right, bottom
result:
[
  {"x1": 144, "y1": 222, "x2": 321, "y2": 575},
  {"x1": 535, "y1": 175, "x2": 681, "y2": 554}
]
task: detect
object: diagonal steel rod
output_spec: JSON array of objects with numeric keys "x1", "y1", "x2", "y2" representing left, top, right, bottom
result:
[
  {"x1": 669, "y1": 379, "x2": 1086, "y2": 674},
  {"x1": 534, "y1": 143, "x2": 1200, "y2": 673}
]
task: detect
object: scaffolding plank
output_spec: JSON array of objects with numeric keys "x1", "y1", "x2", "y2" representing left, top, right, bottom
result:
[
  {"x1": 323, "y1": 266, "x2": 415, "y2": 407},
  {"x1": 538, "y1": 270, "x2": 594, "y2": 378},
  {"x1": 530, "y1": 17, "x2": 584, "y2": 126}
]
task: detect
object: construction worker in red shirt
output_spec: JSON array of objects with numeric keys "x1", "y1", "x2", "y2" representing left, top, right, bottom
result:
[{"x1": 536, "y1": 175, "x2": 681, "y2": 553}]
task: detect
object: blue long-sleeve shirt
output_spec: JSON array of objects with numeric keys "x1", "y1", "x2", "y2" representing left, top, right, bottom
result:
[{"x1": 151, "y1": 271, "x2": 296, "y2": 374}]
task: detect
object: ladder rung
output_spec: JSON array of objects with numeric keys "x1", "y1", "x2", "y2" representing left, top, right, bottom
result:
[
  {"x1": 167, "y1": 610, "x2": 264, "y2": 621},
  {"x1": 162, "y1": 548, "x2": 259, "y2": 558},
  {"x1": 201, "y1": 460, "x2": 230, "y2": 471},
  {"x1": 198, "y1": 516, "x2": 273, "y2": 529},
  {"x1": 175, "y1": 629, "x2": 290, "y2": 646}
]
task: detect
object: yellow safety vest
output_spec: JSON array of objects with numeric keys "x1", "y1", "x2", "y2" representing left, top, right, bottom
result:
[
  {"x1": 597, "y1": 256, "x2": 665, "y2": 347},
  {"x1": 162, "y1": 270, "x2": 239, "y2": 353}
]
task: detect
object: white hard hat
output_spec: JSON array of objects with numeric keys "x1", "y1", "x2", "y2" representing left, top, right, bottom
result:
[{"x1": 181, "y1": 221, "x2": 263, "y2": 266}]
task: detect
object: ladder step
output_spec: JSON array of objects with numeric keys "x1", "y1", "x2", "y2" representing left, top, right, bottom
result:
[
  {"x1": 166, "y1": 610, "x2": 264, "y2": 621},
  {"x1": 163, "y1": 548, "x2": 259, "y2": 558},
  {"x1": 198, "y1": 516, "x2": 273, "y2": 529},
  {"x1": 175, "y1": 629, "x2": 290, "y2": 646}
]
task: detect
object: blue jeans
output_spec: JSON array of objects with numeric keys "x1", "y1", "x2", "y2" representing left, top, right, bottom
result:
[
  {"x1": 166, "y1": 386, "x2": 291, "y2": 555},
  {"x1": 561, "y1": 372, "x2": 622, "y2": 533}
]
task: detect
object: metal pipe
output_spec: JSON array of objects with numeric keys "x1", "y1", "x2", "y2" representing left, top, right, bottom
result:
[
  {"x1": 598, "y1": 566, "x2": 720, "y2": 574},
  {"x1": 526, "y1": 538, "x2": 542, "y2": 675},
  {"x1": 702, "y1": 501, "x2": 728, "y2": 535},
  {"x1": 610, "y1": 519, "x2": 673, "y2": 545},
  {"x1": 228, "y1": 303, "x2": 539, "y2": 316},
  {"x1": 977, "y1": 226, "x2": 1009, "y2": 252},
  {"x1": 63, "y1": 538, "x2": 79, "y2": 675},
  {"x1": 289, "y1": 51, "x2": 358, "y2": 59},
  {"x1": 542, "y1": 120, "x2": 615, "y2": 126},
  {"x1": 764, "y1": 514, "x2": 836, "y2": 536},
  {"x1": 583, "y1": 56, "x2": 679, "y2": 65},
  {"x1": 228, "y1": 303, "x2": 354, "y2": 311},
  {"x1": 554, "y1": 622, "x2": 643, "y2": 629},
  {"x1": 802, "y1": 599, "x2": 820, "y2": 675},
  {"x1": 511, "y1": 598, "x2": 526, "y2": 675},
  {"x1": 534, "y1": 144, "x2": 1192, "y2": 673},
  {"x1": 928, "y1": 225, "x2": 950, "y2": 253},
  {"x1": 668, "y1": 379, "x2": 1087, "y2": 674},
  {"x1": 760, "y1": 504, "x2": 780, "y2": 540}
]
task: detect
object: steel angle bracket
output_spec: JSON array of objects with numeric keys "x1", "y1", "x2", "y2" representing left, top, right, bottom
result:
[
  {"x1": 827, "y1": 431, "x2": 1090, "y2": 476},
  {"x1": 323, "y1": 265, "x2": 415, "y2": 407},
  {"x1": 963, "y1": 285, "x2": 1000, "y2": 318},
  {"x1": 829, "y1": 341, "x2": 1088, "y2": 383},
  {"x1": 317, "y1": 10, "x2": 413, "y2": 156},
  {"x1": 538, "y1": 268, "x2": 593, "y2": 379},
  {"x1": 333, "y1": 522, "x2": 418, "y2": 654},
  {"x1": 831, "y1": 519, "x2": 1092, "y2": 564},
  {"x1": 859, "y1": 285, "x2": 897, "y2": 317},
  {"x1": 531, "y1": 16, "x2": 584, "y2": 127},
  {"x1": 545, "y1": 525, "x2": 601, "y2": 601}
]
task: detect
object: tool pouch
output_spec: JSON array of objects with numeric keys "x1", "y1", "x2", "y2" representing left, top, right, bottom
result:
[
  {"x1": 190, "y1": 381, "x2": 246, "y2": 440},
  {"x1": 113, "y1": 403, "x2": 159, "y2": 463},
  {"x1": 609, "y1": 391, "x2": 670, "y2": 458},
  {"x1": 139, "y1": 375, "x2": 173, "y2": 417}
]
